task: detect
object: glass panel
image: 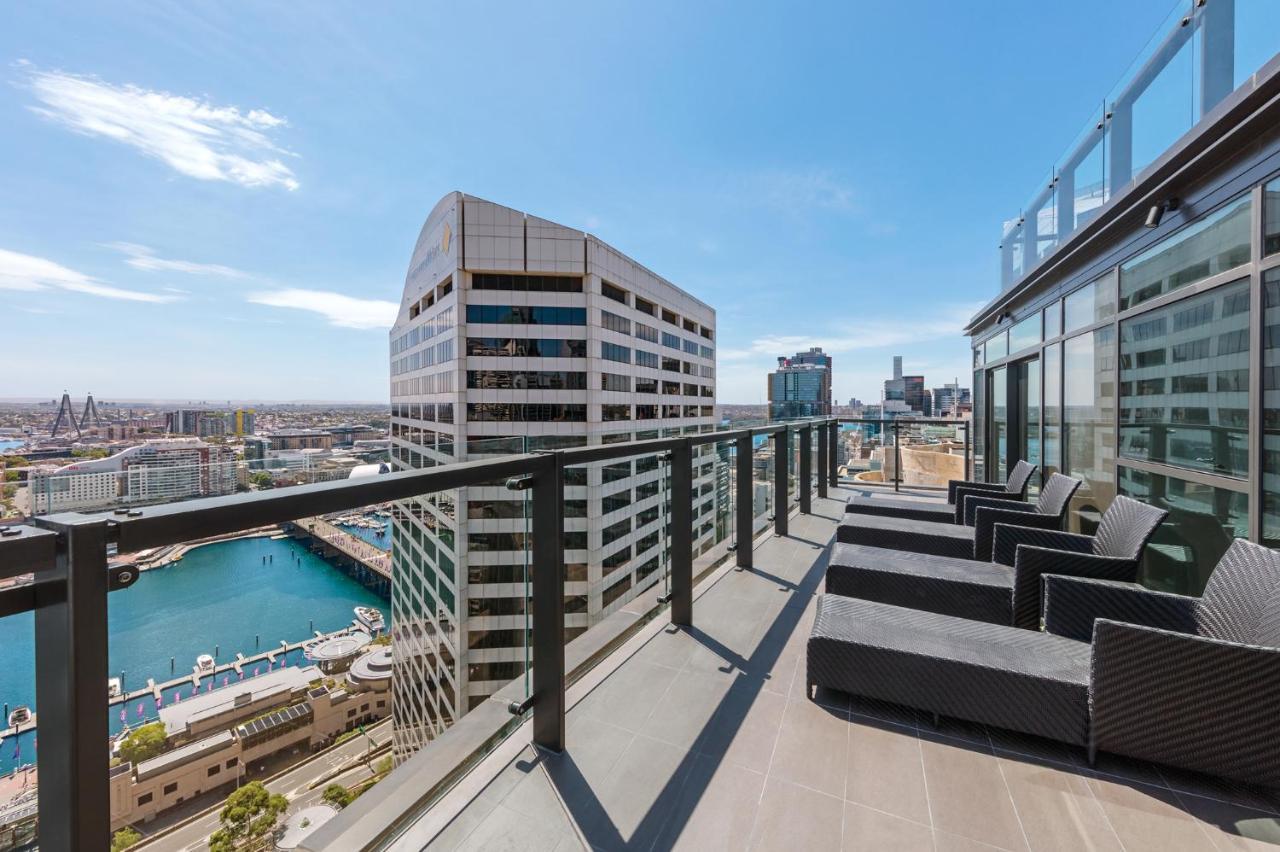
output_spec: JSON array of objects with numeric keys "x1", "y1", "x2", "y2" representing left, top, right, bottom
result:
[
  {"x1": 752, "y1": 428, "x2": 774, "y2": 537},
  {"x1": 1017, "y1": 358, "x2": 1041, "y2": 496},
  {"x1": 1065, "y1": 109, "x2": 1107, "y2": 231},
  {"x1": 1234, "y1": 0, "x2": 1280, "y2": 90},
  {"x1": 984, "y1": 331, "x2": 1008, "y2": 362},
  {"x1": 1008, "y1": 315, "x2": 1041, "y2": 354},
  {"x1": 989, "y1": 366, "x2": 1008, "y2": 483},
  {"x1": 1265, "y1": 177, "x2": 1280, "y2": 257},
  {"x1": 973, "y1": 346, "x2": 984, "y2": 367},
  {"x1": 972, "y1": 369, "x2": 985, "y2": 482},
  {"x1": 1063, "y1": 327, "x2": 1117, "y2": 533},
  {"x1": 1032, "y1": 170, "x2": 1057, "y2": 262},
  {"x1": 1119, "y1": 279, "x2": 1249, "y2": 477},
  {"x1": 1262, "y1": 269, "x2": 1280, "y2": 547},
  {"x1": 1063, "y1": 276, "x2": 1116, "y2": 333},
  {"x1": 1043, "y1": 300, "x2": 1062, "y2": 339},
  {"x1": 1128, "y1": 24, "x2": 1196, "y2": 180},
  {"x1": 1119, "y1": 194, "x2": 1252, "y2": 311},
  {"x1": 1119, "y1": 466, "x2": 1247, "y2": 596},
  {"x1": 1043, "y1": 343, "x2": 1062, "y2": 479}
]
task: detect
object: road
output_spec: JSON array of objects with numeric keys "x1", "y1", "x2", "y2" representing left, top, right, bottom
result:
[{"x1": 140, "y1": 722, "x2": 392, "y2": 851}]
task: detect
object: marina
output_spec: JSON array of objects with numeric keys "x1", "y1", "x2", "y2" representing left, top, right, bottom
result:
[{"x1": 0, "y1": 533, "x2": 388, "y2": 775}]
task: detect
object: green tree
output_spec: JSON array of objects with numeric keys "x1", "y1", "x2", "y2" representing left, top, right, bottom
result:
[
  {"x1": 321, "y1": 783, "x2": 353, "y2": 809},
  {"x1": 209, "y1": 782, "x2": 288, "y2": 851},
  {"x1": 249, "y1": 471, "x2": 274, "y2": 489},
  {"x1": 117, "y1": 722, "x2": 167, "y2": 764},
  {"x1": 110, "y1": 827, "x2": 142, "y2": 851},
  {"x1": 71, "y1": 448, "x2": 109, "y2": 459}
]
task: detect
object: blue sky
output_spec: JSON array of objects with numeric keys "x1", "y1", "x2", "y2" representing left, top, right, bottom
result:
[{"x1": 1, "y1": 0, "x2": 1174, "y2": 404}]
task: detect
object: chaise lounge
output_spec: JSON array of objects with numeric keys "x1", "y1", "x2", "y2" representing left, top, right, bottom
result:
[
  {"x1": 807, "y1": 538, "x2": 1280, "y2": 786},
  {"x1": 836, "y1": 472, "x2": 1081, "y2": 562},
  {"x1": 826, "y1": 495, "x2": 1167, "y2": 629},
  {"x1": 844, "y1": 459, "x2": 1037, "y2": 525}
]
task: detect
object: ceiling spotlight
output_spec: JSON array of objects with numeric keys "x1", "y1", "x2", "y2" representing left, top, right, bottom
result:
[{"x1": 1145, "y1": 198, "x2": 1180, "y2": 229}]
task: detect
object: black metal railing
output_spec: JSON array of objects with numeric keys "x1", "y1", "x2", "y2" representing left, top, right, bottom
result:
[
  {"x1": 0, "y1": 417, "x2": 841, "y2": 850},
  {"x1": 834, "y1": 418, "x2": 971, "y2": 492}
]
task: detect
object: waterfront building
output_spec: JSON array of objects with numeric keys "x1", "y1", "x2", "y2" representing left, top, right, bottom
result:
[
  {"x1": 767, "y1": 347, "x2": 832, "y2": 419},
  {"x1": 967, "y1": 1, "x2": 1279, "y2": 596},
  {"x1": 387, "y1": 192, "x2": 717, "y2": 760},
  {"x1": 108, "y1": 656, "x2": 390, "y2": 832},
  {"x1": 28, "y1": 438, "x2": 236, "y2": 514}
]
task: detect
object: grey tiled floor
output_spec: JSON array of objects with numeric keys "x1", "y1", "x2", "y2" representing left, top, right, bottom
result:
[{"x1": 423, "y1": 489, "x2": 1280, "y2": 851}]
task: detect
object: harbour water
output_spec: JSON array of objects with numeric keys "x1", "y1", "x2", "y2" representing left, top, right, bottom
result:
[
  {"x1": 0, "y1": 440, "x2": 24, "y2": 453},
  {"x1": 338, "y1": 514, "x2": 391, "y2": 551},
  {"x1": 0, "y1": 534, "x2": 387, "y2": 773}
]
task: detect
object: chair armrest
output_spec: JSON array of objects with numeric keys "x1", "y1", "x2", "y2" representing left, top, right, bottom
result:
[
  {"x1": 1010, "y1": 547, "x2": 1138, "y2": 630},
  {"x1": 947, "y1": 478, "x2": 1008, "y2": 503},
  {"x1": 973, "y1": 509, "x2": 1059, "y2": 563},
  {"x1": 962, "y1": 493, "x2": 1033, "y2": 526},
  {"x1": 1042, "y1": 575, "x2": 1198, "y2": 641},
  {"x1": 1091, "y1": 621, "x2": 1280, "y2": 785},
  {"x1": 992, "y1": 526, "x2": 1092, "y2": 568}
]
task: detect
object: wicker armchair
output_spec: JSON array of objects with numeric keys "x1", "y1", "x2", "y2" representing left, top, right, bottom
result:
[
  {"x1": 826, "y1": 495, "x2": 1166, "y2": 629},
  {"x1": 844, "y1": 459, "x2": 1037, "y2": 525},
  {"x1": 1043, "y1": 539, "x2": 1280, "y2": 783},
  {"x1": 807, "y1": 539, "x2": 1280, "y2": 786},
  {"x1": 835, "y1": 473, "x2": 1080, "y2": 562}
]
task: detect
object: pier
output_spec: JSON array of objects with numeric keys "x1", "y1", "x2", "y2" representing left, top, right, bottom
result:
[
  {"x1": 111, "y1": 626, "x2": 367, "y2": 710},
  {"x1": 284, "y1": 517, "x2": 391, "y2": 597}
]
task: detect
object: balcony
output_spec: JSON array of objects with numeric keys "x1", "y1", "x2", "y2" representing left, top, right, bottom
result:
[
  {"x1": 5, "y1": 419, "x2": 1279, "y2": 850},
  {"x1": 307, "y1": 484, "x2": 1280, "y2": 851}
]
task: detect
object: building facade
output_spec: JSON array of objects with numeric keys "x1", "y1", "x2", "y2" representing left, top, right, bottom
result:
[
  {"x1": 28, "y1": 438, "x2": 236, "y2": 514},
  {"x1": 883, "y1": 356, "x2": 929, "y2": 416},
  {"x1": 767, "y1": 347, "x2": 832, "y2": 419},
  {"x1": 387, "y1": 193, "x2": 718, "y2": 760},
  {"x1": 931, "y1": 383, "x2": 972, "y2": 418},
  {"x1": 967, "y1": 3, "x2": 1279, "y2": 596}
]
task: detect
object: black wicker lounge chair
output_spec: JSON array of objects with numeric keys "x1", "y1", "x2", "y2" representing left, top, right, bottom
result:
[
  {"x1": 843, "y1": 459, "x2": 1037, "y2": 525},
  {"x1": 807, "y1": 539, "x2": 1280, "y2": 786},
  {"x1": 835, "y1": 473, "x2": 1081, "y2": 562},
  {"x1": 826, "y1": 495, "x2": 1167, "y2": 629}
]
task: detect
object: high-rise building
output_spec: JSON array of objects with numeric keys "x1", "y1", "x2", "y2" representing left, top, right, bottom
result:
[
  {"x1": 232, "y1": 409, "x2": 256, "y2": 436},
  {"x1": 767, "y1": 346, "x2": 832, "y2": 419},
  {"x1": 883, "y1": 355, "x2": 928, "y2": 415},
  {"x1": 28, "y1": 438, "x2": 236, "y2": 514},
  {"x1": 931, "y1": 383, "x2": 972, "y2": 417},
  {"x1": 387, "y1": 193, "x2": 717, "y2": 760}
]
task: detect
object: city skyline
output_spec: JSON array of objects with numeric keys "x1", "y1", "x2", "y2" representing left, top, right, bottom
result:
[{"x1": 0, "y1": 1, "x2": 1169, "y2": 404}]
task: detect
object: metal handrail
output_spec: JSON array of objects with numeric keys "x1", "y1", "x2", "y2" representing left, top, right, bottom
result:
[{"x1": 0, "y1": 416, "x2": 842, "y2": 849}]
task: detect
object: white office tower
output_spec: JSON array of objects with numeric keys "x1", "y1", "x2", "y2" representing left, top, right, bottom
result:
[{"x1": 388, "y1": 193, "x2": 718, "y2": 760}]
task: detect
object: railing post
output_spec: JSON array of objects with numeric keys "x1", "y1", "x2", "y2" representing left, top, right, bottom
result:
[
  {"x1": 669, "y1": 439, "x2": 694, "y2": 627},
  {"x1": 32, "y1": 515, "x2": 111, "y2": 850},
  {"x1": 963, "y1": 421, "x2": 971, "y2": 482},
  {"x1": 829, "y1": 420, "x2": 839, "y2": 486},
  {"x1": 799, "y1": 425, "x2": 812, "y2": 514},
  {"x1": 773, "y1": 428, "x2": 789, "y2": 537},
  {"x1": 529, "y1": 452, "x2": 565, "y2": 752},
  {"x1": 892, "y1": 420, "x2": 901, "y2": 493},
  {"x1": 816, "y1": 422, "x2": 828, "y2": 500},
  {"x1": 735, "y1": 431, "x2": 754, "y2": 570}
]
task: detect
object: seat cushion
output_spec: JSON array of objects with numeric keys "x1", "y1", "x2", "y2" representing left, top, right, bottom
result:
[
  {"x1": 826, "y1": 543, "x2": 1014, "y2": 624},
  {"x1": 807, "y1": 594, "x2": 1090, "y2": 744},
  {"x1": 836, "y1": 514, "x2": 975, "y2": 559},
  {"x1": 844, "y1": 495, "x2": 955, "y2": 525}
]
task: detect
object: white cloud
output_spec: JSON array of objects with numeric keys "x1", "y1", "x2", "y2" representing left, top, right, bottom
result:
[
  {"x1": 0, "y1": 248, "x2": 177, "y2": 303},
  {"x1": 24, "y1": 65, "x2": 299, "y2": 190},
  {"x1": 248, "y1": 288, "x2": 397, "y2": 330},
  {"x1": 744, "y1": 168, "x2": 856, "y2": 216},
  {"x1": 106, "y1": 242, "x2": 250, "y2": 278}
]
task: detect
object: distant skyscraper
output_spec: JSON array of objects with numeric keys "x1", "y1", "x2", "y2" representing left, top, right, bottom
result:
[
  {"x1": 233, "y1": 409, "x2": 256, "y2": 436},
  {"x1": 388, "y1": 193, "x2": 718, "y2": 762},
  {"x1": 931, "y1": 383, "x2": 972, "y2": 417},
  {"x1": 767, "y1": 347, "x2": 832, "y2": 419},
  {"x1": 883, "y1": 356, "x2": 928, "y2": 415}
]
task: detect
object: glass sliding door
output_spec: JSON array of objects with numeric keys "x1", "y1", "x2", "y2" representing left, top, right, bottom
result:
[
  {"x1": 988, "y1": 366, "x2": 1008, "y2": 483},
  {"x1": 1014, "y1": 357, "x2": 1041, "y2": 495}
]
